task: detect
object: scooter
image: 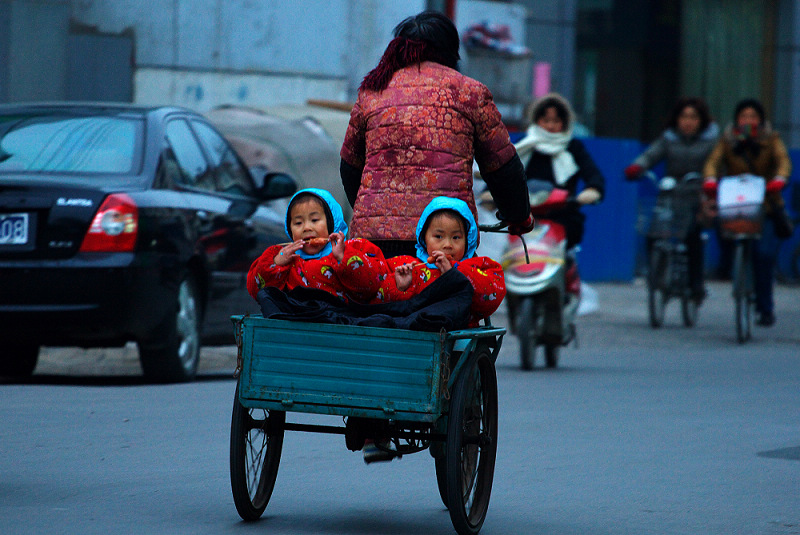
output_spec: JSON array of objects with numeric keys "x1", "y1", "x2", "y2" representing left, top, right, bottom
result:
[{"x1": 500, "y1": 179, "x2": 581, "y2": 370}]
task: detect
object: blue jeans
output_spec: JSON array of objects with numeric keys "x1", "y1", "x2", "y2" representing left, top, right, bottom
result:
[{"x1": 753, "y1": 218, "x2": 780, "y2": 315}]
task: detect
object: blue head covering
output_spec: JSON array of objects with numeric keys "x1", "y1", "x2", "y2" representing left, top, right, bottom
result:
[
  {"x1": 285, "y1": 188, "x2": 348, "y2": 260},
  {"x1": 414, "y1": 196, "x2": 478, "y2": 266}
]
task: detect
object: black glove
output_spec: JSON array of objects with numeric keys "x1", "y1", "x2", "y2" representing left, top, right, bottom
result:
[{"x1": 508, "y1": 214, "x2": 535, "y2": 235}]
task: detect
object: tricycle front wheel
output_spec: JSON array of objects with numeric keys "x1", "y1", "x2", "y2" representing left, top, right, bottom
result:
[
  {"x1": 445, "y1": 345, "x2": 498, "y2": 535},
  {"x1": 230, "y1": 383, "x2": 285, "y2": 521}
]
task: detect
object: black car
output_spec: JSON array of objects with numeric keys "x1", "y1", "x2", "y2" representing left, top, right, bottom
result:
[{"x1": 0, "y1": 102, "x2": 296, "y2": 382}]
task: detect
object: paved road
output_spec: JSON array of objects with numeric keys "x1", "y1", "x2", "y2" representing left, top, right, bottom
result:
[{"x1": 2, "y1": 281, "x2": 798, "y2": 534}]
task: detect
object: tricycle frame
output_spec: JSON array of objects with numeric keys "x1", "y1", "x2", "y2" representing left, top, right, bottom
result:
[{"x1": 229, "y1": 315, "x2": 505, "y2": 535}]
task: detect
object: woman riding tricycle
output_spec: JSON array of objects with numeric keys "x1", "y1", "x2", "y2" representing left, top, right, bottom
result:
[{"x1": 230, "y1": 11, "x2": 534, "y2": 535}]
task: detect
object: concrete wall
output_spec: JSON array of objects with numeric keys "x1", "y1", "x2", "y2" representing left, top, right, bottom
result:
[
  {"x1": 67, "y1": 0, "x2": 548, "y2": 113},
  {"x1": 1, "y1": 0, "x2": 70, "y2": 102},
  {"x1": 71, "y1": 0, "x2": 426, "y2": 111}
]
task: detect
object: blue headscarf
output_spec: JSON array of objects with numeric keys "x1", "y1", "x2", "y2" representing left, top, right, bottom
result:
[
  {"x1": 285, "y1": 188, "x2": 348, "y2": 260},
  {"x1": 414, "y1": 196, "x2": 478, "y2": 267}
]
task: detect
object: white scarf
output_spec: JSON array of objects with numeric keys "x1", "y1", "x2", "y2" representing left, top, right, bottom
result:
[{"x1": 515, "y1": 124, "x2": 578, "y2": 186}]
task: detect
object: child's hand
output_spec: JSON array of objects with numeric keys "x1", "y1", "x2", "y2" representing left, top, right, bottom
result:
[
  {"x1": 428, "y1": 250, "x2": 453, "y2": 273},
  {"x1": 394, "y1": 263, "x2": 413, "y2": 292},
  {"x1": 330, "y1": 232, "x2": 345, "y2": 263},
  {"x1": 274, "y1": 240, "x2": 304, "y2": 266}
]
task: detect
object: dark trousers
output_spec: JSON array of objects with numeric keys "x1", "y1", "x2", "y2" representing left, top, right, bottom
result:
[
  {"x1": 549, "y1": 207, "x2": 586, "y2": 248},
  {"x1": 753, "y1": 218, "x2": 779, "y2": 315},
  {"x1": 685, "y1": 227, "x2": 705, "y2": 293}
]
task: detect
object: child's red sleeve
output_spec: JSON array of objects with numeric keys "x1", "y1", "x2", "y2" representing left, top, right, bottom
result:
[
  {"x1": 377, "y1": 255, "x2": 420, "y2": 302},
  {"x1": 456, "y1": 256, "x2": 507, "y2": 319},
  {"x1": 333, "y1": 239, "x2": 393, "y2": 302},
  {"x1": 246, "y1": 244, "x2": 291, "y2": 299}
]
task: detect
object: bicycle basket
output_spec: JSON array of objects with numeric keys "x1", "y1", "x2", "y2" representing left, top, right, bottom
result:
[
  {"x1": 646, "y1": 181, "x2": 701, "y2": 240},
  {"x1": 718, "y1": 174, "x2": 764, "y2": 236}
]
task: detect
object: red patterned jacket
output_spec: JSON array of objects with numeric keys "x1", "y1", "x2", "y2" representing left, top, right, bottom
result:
[
  {"x1": 375, "y1": 255, "x2": 506, "y2": 327},
  {"x1": 340, "y1": 61, "x2": 517, "y2": 241},
  {"x1": 247, "y1": 239, "x2": 388, "y2": 304}
]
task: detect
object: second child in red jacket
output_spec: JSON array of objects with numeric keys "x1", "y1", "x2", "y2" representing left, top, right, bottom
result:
[
  {"x1": 377, "y1": 196, "x2": 506, "y2": 326},
  {"x1": 247, "y1": 188, "x2": 387, "y2": 303}
]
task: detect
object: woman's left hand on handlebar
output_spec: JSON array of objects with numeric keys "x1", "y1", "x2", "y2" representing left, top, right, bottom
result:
[
  {"x1": 508, "y1": 214, "x2": 535, "y2": 235},
  {"x1": 576, "y1": 188, "x2": 601, "y2": 205}
]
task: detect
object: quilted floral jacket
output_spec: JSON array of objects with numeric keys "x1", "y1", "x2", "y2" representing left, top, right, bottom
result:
[{"x1": 340, "y1": 61, "x2": 517, "y2": 241}]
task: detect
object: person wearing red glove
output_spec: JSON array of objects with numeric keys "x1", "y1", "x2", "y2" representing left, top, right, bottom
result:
[
  {"x1": 703, "y1": 98, "x2": 793, "y2": 326},
  {"x1": 626, "y1": 97, "x2": 719, "y2": 303},
  {"x1": 624, "y1": 164, "x2": 644, "y2": 180}
]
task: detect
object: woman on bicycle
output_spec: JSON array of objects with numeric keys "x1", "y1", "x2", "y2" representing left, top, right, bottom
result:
[
  {"x1": 624, "y1": 97, "x2": 719, "y2": 303},
  {"x1": 702, "y1": 98, "x2": 792, "y2": 326}
]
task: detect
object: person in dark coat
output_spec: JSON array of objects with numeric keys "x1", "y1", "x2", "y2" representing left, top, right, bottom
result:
[{"x1": 514, "y1": 92, "x2": 605, "y2": 248}]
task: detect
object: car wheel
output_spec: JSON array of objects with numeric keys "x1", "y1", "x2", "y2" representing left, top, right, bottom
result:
[
  {"x1": 138, "y1": 275, "x2": 201, "y2": 383},
  {"x1": 0, "y1": 342, "x2": 39, "y2": 378}
]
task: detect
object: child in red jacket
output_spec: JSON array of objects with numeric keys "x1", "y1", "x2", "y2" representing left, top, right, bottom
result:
[
  {"x1": 247, "y1": 188, "x2": 387, "y2": 303},
  {"x1": 377, "y1": 196, "x2": 506, "y2": 326}
]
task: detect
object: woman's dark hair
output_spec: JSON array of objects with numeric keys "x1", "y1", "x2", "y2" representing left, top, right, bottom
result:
[
  {"x1": 360, "y1": 11, "x2": 460, "y2": 93},
  {"x1": 667, "y1": 97, "x2": 712, "y2": 132},
  {"x1": 532, "y1": 97, "x2": 569, "y2": 126},
  {"x1": 287, "y1": 192, "x2": 333, "y2": 234},
  {"x1": 734, "y1": 98, "x2": 765, "y2": 124}
]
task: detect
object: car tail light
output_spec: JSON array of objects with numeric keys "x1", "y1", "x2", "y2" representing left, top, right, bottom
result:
[{"x1": 79, "y1": 194, "x2": 138, "y2": 252}]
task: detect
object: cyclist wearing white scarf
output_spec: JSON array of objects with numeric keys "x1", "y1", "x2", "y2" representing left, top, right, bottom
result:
[{"x1": 514, "y1": 92, "x2": 605, "y2": 247}]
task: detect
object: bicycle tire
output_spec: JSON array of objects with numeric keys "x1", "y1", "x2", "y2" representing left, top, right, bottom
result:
[
  {"x1": 647, "y1": 246, "x2": 669, "y2": 328},
  {"x1": 732, "y1": 241, "x2": 753, "y2": 343}
]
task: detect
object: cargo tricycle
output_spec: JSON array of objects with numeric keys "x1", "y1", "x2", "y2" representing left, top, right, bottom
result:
[{"x1": 229, "y1": 307, "x2": 505, "y2": 535}]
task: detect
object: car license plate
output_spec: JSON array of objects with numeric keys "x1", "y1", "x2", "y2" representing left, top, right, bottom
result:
[{"x1": 0, "y1": 213, "x2": 29, "y2": 245}]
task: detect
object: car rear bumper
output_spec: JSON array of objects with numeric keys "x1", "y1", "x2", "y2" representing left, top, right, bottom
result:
[{"x1": 0, "y1": 252, "x2": 177, "y2": 346}]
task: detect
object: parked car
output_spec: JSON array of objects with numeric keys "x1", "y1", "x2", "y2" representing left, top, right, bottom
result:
[
  {"x1": 0, "y1": 102, "x2": 296, "y2": 382},
  {"x1": 205, "y1": 103, "x2": 352, "y2": 220}
]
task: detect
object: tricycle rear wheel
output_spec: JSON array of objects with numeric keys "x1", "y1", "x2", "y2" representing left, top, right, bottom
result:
[
  {"x1": 445, "y1": 345, "x2": 498, "y2": 535},
  {"x1": 230, "y1": 383, "x2": 285, "y2": 521}
]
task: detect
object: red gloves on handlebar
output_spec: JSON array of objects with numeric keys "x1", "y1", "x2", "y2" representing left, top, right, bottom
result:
[
  {"x1": 624, "y1": 164, "x2": 643, "y2": 180},
  {"x1": 702, "y1": 178, "x2": 718, "y2": 197},
  {"x1": 766, "y1": 177, "x2": 787, "y2": 194},
  {"x1": 508, "y1": 215, "x2": 535, "y2": 236}
]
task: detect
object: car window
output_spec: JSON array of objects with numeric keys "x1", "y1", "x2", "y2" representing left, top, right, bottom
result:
[
  {"x1": 191, "y1": 121, "x2": 254, "y2": 196},
  {"x1": 165, "y1": 119, "x2": 212, "y2": 189},
  {"x1": 0, "y1": 114, "x2": 140, "y2": 174}
]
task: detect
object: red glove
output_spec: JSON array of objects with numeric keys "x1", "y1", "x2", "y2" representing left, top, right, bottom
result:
[
  {"x1": 702, "y1": 178, "x2": 718, "y2": 197},
  {"x1": 624, "y1": 164, "x2": 643, "y2": 180},
  {"x1": 508, "y1": 214, "x2": 535, "y2": 235},
  {"x1": 766, "y1": 177, "x2": 787, "y2": 194}
]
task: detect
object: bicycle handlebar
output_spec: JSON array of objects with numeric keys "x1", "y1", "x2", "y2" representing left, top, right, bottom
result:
[{"x1": 477, "y1": 220, "x2": 511, "y2": 233}]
